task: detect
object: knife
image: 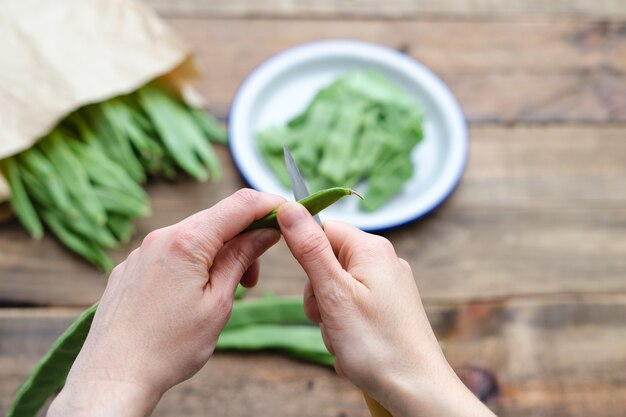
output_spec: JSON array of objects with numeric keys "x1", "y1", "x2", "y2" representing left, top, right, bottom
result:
[
  {"x1": 283, "y1": 145, "x2": 321, "y2": 225},
  {"x1": 282, "y1": 145, "x2": 393, "y2": 417}
]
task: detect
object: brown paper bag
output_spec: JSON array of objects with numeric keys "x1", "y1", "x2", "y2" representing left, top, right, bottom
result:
[{"x1": 0, "y1": 0, "x2": 201, "y2": 203}]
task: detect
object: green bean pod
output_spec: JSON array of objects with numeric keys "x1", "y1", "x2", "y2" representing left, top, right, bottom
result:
[
  {"x1": 106, "y1": 213, "x2": 134, "y2": 243},
  {"x1": 216, "y1": 324, "x2": 333, "y2": 367},
  {"x1": 40, "y1": 211, "x2": 113, "y2": 271},
  {"x1": 244, "y1": 187, "x2": 360, "y2": 232},
  {"x1": 224, "y1": 297, "x2": 309, "y2": 330},
  {"x1": 4, "y1": 303, "x2": 97, "y2": 417},
  {"x1": 1, "y1": 158, "x2": 44, "y2": 239}
]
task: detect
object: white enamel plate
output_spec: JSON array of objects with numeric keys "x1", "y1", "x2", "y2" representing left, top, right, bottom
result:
[{"x1": 229, "y1": 40, "x2": 468, "y2": 231}]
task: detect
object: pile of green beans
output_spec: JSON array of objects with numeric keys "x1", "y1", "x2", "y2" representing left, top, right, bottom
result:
[
  {"x1": 0, "y1": 83, "x2": 226, "y2": 270},
  {"x1": 257, "y1": 70, "x2": 424, "y2": 212},
  {"x1": 6, "y1": 295, "x2": 332, "y2": 417}
]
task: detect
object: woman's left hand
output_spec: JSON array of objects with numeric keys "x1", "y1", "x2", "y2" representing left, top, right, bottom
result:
[{"x1": 48, "y1": 189, "x2": 284, "y2": 417}]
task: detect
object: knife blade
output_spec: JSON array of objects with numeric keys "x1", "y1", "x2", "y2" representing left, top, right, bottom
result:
[{"x1": 283, "y1": 144, "x2": 321, "y2": 225}]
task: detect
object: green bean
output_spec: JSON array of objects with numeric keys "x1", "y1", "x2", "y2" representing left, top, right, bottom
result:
[
  {"x1": 121, "y1": 95, "x2": 153, "y2": 131},
  {"x1": 1, "y1": 158, "x2": 43, "y2": 239},
  {"x1": 263, "y1": 152, "x2": 291, "y2": 187},
  {"x1": 137, "y1": 86, "x2": 209, "y2": 181},
  {"x1": 257, "y1": 126, "x2": 291, "y2": 154},
  {"x1": 225, "y1": 297, "x2": 309, "y2": 330},
  {"x1": 73, "y1": 112, "x2": 147, "y2": 192},
  {"x1": 40, "y1": 133, "x2": 107, "y2": 225},
  {"x1": 361, "y1": 153, "x2": 413, "y2": 212},
  {"x1": 4, "y1": 303, "x2": 97, "y2": 417},
  {"x1": 87, "y1": 105, "x2": 146, "y2": 183},
  {"x1": 107, "y1": 213, "x2": 134, "y2": 243},
  {"x1": 175, "y1": 104, "x2": 221, "y2": 181},
  {"x1": 349, "y1": 110, "x2": 386, "y2": 180},
  {"x1": 5, "y1": 296, "x2": 324, "y2": 417},
  {"x1": 40, "y1": 210, "x2": 113, "y2": 271},
  {"x1": 47, "y1": 209, "x2": 117, "y2": 249},
  {"x1": 18, "y1": 165, "x2": 52, "y2": 207},
  {"x1": 155, "y1": 94, "x2": 223, "y2": 180},
  {"x1": 317, "y1": 100, "x2": 364, "y2": 184},
  {"x1": 18, "y1": 148, "x2": 76, "y2": 219},
  {"x1": 216, "y1": 324, "x2": 333, "y2": 366},
  {"x1": 188, "y1": 107, "x2": 228, "y2": 144},
  {"x1": 93, "y1": 187, "x2": 150, "y2": 218},
  {"x1": 66, "y1": 138, "x2": 148, "y2": 202},
  {"x1": 257, "y1": 71, "x2": 425, "y2": 209},
  {"x1": 108, "y1": 102, "x2": 165, "y2": 174},
  {"x1": 19, "y1": 167, "x2": 116, "y2": 247},
  {"x1": 160, "y1": 153, "x2": 178, "y2": 180},
  {"x1": 244, "y1": 187, "x2": 360, "y2": 232}
]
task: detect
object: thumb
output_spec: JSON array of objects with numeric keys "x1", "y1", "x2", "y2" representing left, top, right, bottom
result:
[{"x1": 277, "y1": 202, "x2": 347, "y2": 294}]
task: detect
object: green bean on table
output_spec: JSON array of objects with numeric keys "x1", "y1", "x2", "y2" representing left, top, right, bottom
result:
[{"x1": 5, "y1": 296, "x2": 330, "y2": 417}]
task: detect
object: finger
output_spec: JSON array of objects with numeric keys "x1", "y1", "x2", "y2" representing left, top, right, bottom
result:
[
  {"x1": 277, "y1": 202, "x2": 349, "y2": 295},
  {"x1": 323, "y1": 221, "x2": 399, "y2": 288},
  {"x1": 207, "y1": 228, "x2": 280, "y2": 298},
  {"x1": 240, "y1": 259, "x2": 260, "y2": 288},
  {"x1": 173, "y1": 189, "x2": 285, "y2": 262},
  {"x1": 303, "y1": 281, "x2": 321, "y2": 323},
  {"x1": 324, "y1": 221, "x2": 397, "y2": 267}
]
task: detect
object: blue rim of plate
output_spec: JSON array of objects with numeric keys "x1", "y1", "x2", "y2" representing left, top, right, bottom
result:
[{"x1": 228, "y1": 39, "x2": 469, "y2": 232}]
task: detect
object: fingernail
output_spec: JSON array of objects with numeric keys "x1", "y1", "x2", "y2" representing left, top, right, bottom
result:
[
  {"x1": 277, "y1": 202, "x2": 308, "y2": 229},
  {"x1": 255, "y1": 228, "x2": 280, "y2": 247}
]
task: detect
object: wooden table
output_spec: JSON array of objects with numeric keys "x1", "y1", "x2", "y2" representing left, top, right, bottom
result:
[{"x1": 2, "y1": 1, "x2": 626, "y2": 416}]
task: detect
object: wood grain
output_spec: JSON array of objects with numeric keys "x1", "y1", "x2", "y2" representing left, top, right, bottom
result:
[
  {"x1": 2, "y1": 294, "x2": 624, "y2": 416},
  {"x1": 1, "y1": 126, "x2": 625, "y2": 306},
  {"x1": 1, "y1": 3, "x2": 625, "y2": 416},
  {"x1": 147, "y1": 0, "x2": 626, "y2": 19},
  {"x1": 165, "y1": 18, "x2": 626, "y2": 124}
]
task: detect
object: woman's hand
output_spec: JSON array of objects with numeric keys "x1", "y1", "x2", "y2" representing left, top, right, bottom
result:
[
  {"x1": 277, "y1": 202, "x2": 496, "y2": 417},
  {"x1": 48, "y1": 189, "x2": 284, "y2": 417}
]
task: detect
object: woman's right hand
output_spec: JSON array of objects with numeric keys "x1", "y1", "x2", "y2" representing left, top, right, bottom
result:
[{"x1": 277, "y1": 202, "x2": 496, "y2": 417}]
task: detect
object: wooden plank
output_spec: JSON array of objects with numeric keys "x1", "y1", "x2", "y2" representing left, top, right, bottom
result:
[
  {"x1": 167, "y1": 18, "x2": 626, "y2": 123},
  {"x1": 1, "y1": 125, "x2": 625, "y2": 306},
  {"x1": 1, "y1": 294, "x2": 625, "y2": 416},
  {"x1": 432, "y1": 294, "x2": 626, "y2": 416},
  {"x1": 147, "y1": 0, "x2": 626, "y2": 20}
]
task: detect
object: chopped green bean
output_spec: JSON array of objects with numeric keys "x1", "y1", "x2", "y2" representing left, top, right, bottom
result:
[{"x1": 257, "y1": 70, "x2": 424, "y2": 211}]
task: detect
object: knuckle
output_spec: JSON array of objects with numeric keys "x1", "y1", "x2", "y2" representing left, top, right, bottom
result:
[
  {"x1": 142, "y1": 228, "x2": 166, "y2": 248},
  {"x1": 127, "y1": 247, "x2": 140, "y2": 261},
  {"x1": 108, "y1": 262, "x2": 126, "y2": 283},
  {"x1": 229, "y1": 244, "x2": 254, "y2": 274},
  {"x1": 397, "y1": 257, "x2": 412, "y2": 273},
  {"x1": 167, "y1": 227, "x2": 198, "y2": 257},
  {"x1": 360, "y1": 234, "x2": 395, "y2": 257},
  {"x1": 232, "y1": 188, "x2": 258, "y2": 206},
  {"x1": 296, "y1": 232, "x2": 329, "y2": 263},
  {"x1": 372, "y1": 234, "x2": 395, "y2": 252}
]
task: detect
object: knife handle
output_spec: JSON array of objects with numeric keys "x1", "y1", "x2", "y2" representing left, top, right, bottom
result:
[{"x1": 364, "y1": 392, "x2": 393, "y2": 417}]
